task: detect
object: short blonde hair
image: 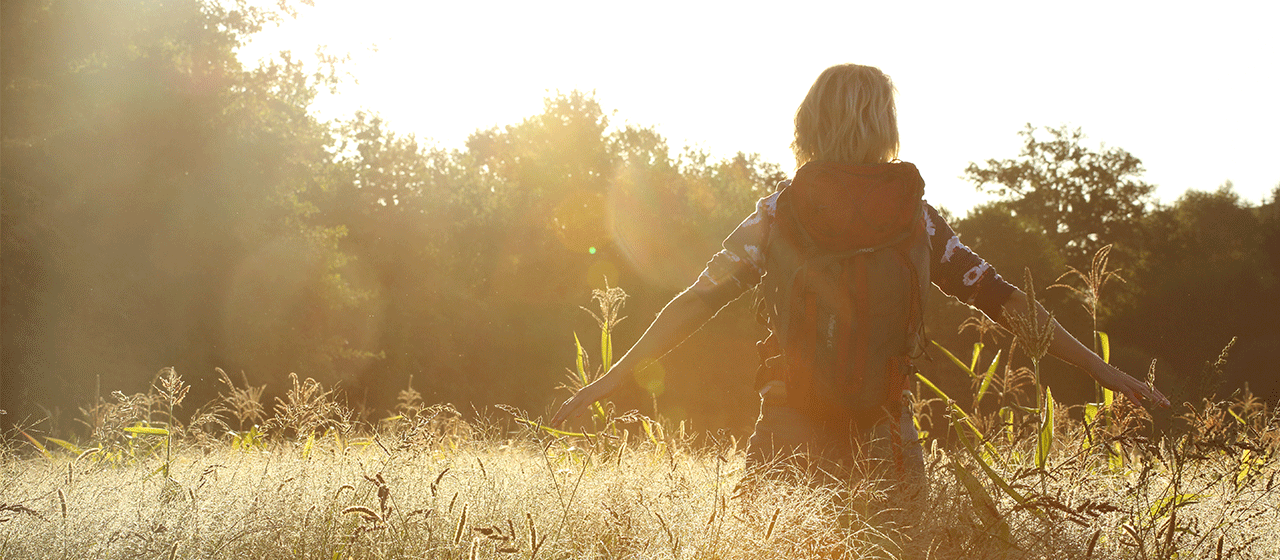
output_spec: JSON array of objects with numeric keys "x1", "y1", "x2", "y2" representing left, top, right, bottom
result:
[{"x1": 792, "y1": 64, "x2": 899, "y2": 168}]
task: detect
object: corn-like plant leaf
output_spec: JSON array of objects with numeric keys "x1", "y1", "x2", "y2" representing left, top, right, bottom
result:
[
  {"x1": 949, "y1": 461, "x2": 1012, "y2": 541},
  {"x1": 969, "y1": 342, "x2": 985, "y2": 373},
  {"x1": 1237, "y1": 449, "x2": 1254, "y2": 486},
  {"x1": 124, "y1": 426, "x2": 170, "y2": 437},
  {"x1": 1228, "y1": 409, "x2": 1247, "y2": 426},
  {"x1": 1097, "y1": 331, "x2": 1111, "y2": 363},
  {"x1": 45, "y1": 437, "x2": 83, "y2": 456},
  {"x1": 1109, "y1": 441, "x2": 1124, "y2": 471},
  {"x1": 975, "y1": 350, "x2": 1001, "y2": 405},
  {"x1": 641, "y1": 417, "x2": 659, "y2": 446},
  {"x1": 1000, "y1": 406, "x2": 1015, "y2": 444},
  {"x1": 1082, "y1": 402, "x2": 1099, "y2": 454},
  {"x1": 302, "y1": 432, "x2": 315, "y2": 460},
  {"x1": 931, "y1": 340, "x2": 976, "y2": 378},
  {"x1": 1037, "y1": 387, "x2": 1055, "y2": 470},
  {"x1": 1149, "y1": 492, "x2": 1202, "y2": 521},
  {"x1": 951, "y1": 415, "x2": 1034, "y2": 511},
  {"x1": 600, "y1": 328, "x2": 611, "y2": 374},
  {"x1": 916, "y1": 372, "x2": 1005, "y2": 468},
  {"x1": 20, "y1": 430, "x2": 53, "y2": 460},
  {"x1": 1084, "y1": 403, "x2": 1099, "y2": 426},
  {"x1": 570, "y1": 332, "x2": 608, "y2": 424},
  {"x1": 573, "y1": 332, "x2": 588, "y2": 385},
  {"x1": 913, "y1": 415, "x2": 928, "y2": 441},
  {"x1": 513, "y1": 417, "x2": 596, "y2": 438}
]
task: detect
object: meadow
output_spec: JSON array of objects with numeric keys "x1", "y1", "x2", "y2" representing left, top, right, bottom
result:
[{"x1": 2, "y1": 327, "x2": 1277, "y2": 559}]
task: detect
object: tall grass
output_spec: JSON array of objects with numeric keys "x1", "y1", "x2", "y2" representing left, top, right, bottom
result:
[{"x1": 3, "y1": 371, "x2": 1276, "y2": 559}]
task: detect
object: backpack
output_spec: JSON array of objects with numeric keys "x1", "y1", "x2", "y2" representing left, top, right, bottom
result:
[{"x1": 757, "y1": 161, "x2": 931, "y2": 425}]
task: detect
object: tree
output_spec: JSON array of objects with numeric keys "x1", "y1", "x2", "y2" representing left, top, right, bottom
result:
[
  {"x1": 964, "y1": 125, "x2": 1155, "y2": 264},
  {"x1": 1, "y1": 0, "x2": 362, "y2": 425},
  {"x1": 1111, "y1": 184, "x2": 1280, "y2": 404}
]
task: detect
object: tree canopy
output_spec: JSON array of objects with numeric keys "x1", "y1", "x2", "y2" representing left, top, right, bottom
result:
[{"x1": 964, "y1": 125, "x2": 1156, "y2": 263}]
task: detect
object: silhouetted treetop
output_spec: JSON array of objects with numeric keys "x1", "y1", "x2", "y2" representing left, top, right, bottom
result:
[{"x1": 964, "y1": 125, "x2": 1156, "y2": 263}]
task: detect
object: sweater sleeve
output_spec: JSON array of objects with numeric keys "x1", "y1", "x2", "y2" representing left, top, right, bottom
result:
[
  {"x1": 688, "y1": 191, "x2": 780, "y2": 310},
  {"x1": 924, "y1": 203, "x2": 1016, "y2": 320}
]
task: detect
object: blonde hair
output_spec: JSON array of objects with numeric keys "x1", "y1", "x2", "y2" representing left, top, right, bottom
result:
[{"x1": 792, "y1": 64, "x2": 899, "y2": 168}]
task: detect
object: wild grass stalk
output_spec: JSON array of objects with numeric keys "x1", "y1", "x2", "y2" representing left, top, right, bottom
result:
[{"x1": 1051, "y1": 243, "x2": 1125, "y2": 404}]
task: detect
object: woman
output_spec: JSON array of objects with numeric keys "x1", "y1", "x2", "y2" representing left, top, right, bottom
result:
[{"x1": 551, "y1": 64, "x2": 1168, "y2": 479}]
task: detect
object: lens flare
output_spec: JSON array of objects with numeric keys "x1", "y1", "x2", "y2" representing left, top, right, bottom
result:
[
  {"x1": 552, "y1": 190, "x2": 607, "y2": 254},
  {"x1": 633, "y1": 358, "x2": 666, "y2": 397},
  {"x1": 608, "y1": 165, "x2": 716, "y2": 290}
]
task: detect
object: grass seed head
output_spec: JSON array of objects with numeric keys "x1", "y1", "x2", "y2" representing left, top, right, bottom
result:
[{"x1": 1007, "y1": 268, "x2": 1055, "y2": 364}]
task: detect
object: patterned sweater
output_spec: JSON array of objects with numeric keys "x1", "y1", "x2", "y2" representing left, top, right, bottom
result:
[{"x1": 690, "y1": 187, "x2": 1016, "y2": 322}]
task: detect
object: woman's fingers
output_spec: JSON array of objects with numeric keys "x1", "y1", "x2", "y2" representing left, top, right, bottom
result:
[
  {"x1": 550, "y1": 396, "x2": 581, "y2": 428},
  {"x1": 551, "y1": 387, "x2": 598, "y2": 428},
  {"x1": 1111, "y1": 365, "x2": 1170, "y2": 409}
]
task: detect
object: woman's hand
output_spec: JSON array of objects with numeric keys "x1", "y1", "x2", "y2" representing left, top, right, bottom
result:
[
  {"x1": 1089, "y1": 359, "x2": 1170, "y2": 409},
  {"x1": 548, "y1": 290, "x2": 718, "y2": 428},
  {"x1": 550, "y1": 369, "x2": 624, "y2": 428},
  {"x1": 1001, "y1": 289, "x2": 1171, "y2": 410}
]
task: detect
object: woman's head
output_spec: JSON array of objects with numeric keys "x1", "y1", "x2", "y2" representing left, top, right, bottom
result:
[{"x1": 792, "y1": 64, "x2": 899, "y2": 168}]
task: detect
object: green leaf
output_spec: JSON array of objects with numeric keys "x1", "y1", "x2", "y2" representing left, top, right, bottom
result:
[
  {"x1": 915, "y1": 371, "x2": 953, "y2": 402},
  {"x1": 969, "y1": 342, "x2": 984, "y2": 373},
  {"x1": 1108, "y1": 442, "x2": 1124, "y2": 472},
  {"x1": 913, "y1": 415, "x2": 928, "y2": 441},
  {"x1": 1237, "y1": 449, "x2": 1253, "y2": 486},
  {"x1": 600, "y1": 327, "x2": 611, "y2": 372},
  {"x1": 976, "y1": 350, "x2": 1001, "y2": 405},
  {"x1": 641, "y1": 417, "x2": 659, "y2": 446},
  {"x1": 1228, "y1": 409, "x2": 1246, "y2": 426},
  {"x1": 930, "y1": 340, "x2": 977, "y2": 378},
  {"x1": 514, "y1": 417, "x2": 596, "y2": 438},
  {"x1": 1000, "y1": 406, "x2": 1015, "y2": 444},
  {"x1": 1097, "y1": 331, "x2": 1111, "y2": 363},
  {"x1": 20, "y1": 430, "x2": 53, "y2": 460},
  {"x1": 124, "y1": 426, "x2": 170, "y2": 436},
  {"x1": 916, "y1": 372, "x2": 1005, "y2": 468},
  {"x1": 1011, "y1": 403, "x2": 1040, "y2": 415},
  {"x1": 45, "y1": 437, "x2": 83, "y2": 456},
  {"x1": 952, "y1": 416, "x2": 1032, "y2": 510},
  {"x1": 1084, "y1": 403, "x2": 1099, "y2": 426},
  {"x1": 1149, "y1": 492, "x2": 1202, "y2": 520},
  {"x1": 949, "y1": 462, "x2": 1012, "y2": 541},
  {"x1": 302, "y1": 432, "x2": 315, "y2": 459},
  {"x1": 573, "y1": 332, "x2": 588, "y2": 385},
  {"x1": 1037, "y1": 387, "x2": 1055, "y2": 470}
]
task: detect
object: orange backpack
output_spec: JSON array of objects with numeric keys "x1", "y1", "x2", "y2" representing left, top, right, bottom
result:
[{"x1": 757, "y1": 161, "x2": 931, "y2": 425}]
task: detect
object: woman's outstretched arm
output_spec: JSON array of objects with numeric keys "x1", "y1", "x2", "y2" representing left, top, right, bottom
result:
[
  {"x1": 551, "y1": 288, "x2": 719, "y2": 427},
  {"x1": 999, "y1": 288, "x2": 1170, "y2": 408}
]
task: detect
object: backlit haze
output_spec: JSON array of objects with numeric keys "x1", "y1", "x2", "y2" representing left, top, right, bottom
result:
[{"x1": 240, "y1": 0, "x2": 1280, "y2": 216}]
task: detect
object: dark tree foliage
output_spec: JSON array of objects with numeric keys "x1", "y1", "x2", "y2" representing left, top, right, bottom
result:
[
  {"x1": 964, "y1": 125, "x2": 1156, "y2": 264},
  {"x1": 1113, "y1": 184, "x2": 1280, "y2": 405},
  {"x1": 941, "y1": 127, "x2": 1280, "y2": 414}
]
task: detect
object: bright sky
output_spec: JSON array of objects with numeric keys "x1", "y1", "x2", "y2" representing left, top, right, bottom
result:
[{"x1": 240, "y1": 0, "x2": 1280, "y2": 215}]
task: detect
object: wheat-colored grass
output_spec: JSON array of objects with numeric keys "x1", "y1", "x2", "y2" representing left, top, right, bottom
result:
[
  {"x1": 2, "y1": 389, "x2": 1277, "y2": 559},
  {"x1": 3, "y1": 352, "x2": 1279, "y2": 560}
]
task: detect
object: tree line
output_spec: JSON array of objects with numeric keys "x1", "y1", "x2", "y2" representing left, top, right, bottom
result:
[{"x1": 4, "y1": 0, "x2": 1277, "y2": 436}]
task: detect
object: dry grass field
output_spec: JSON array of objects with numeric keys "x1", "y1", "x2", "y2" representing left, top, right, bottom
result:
[{"x1": 1, "y1": 361, "x2": 1277, "y2": 559}]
